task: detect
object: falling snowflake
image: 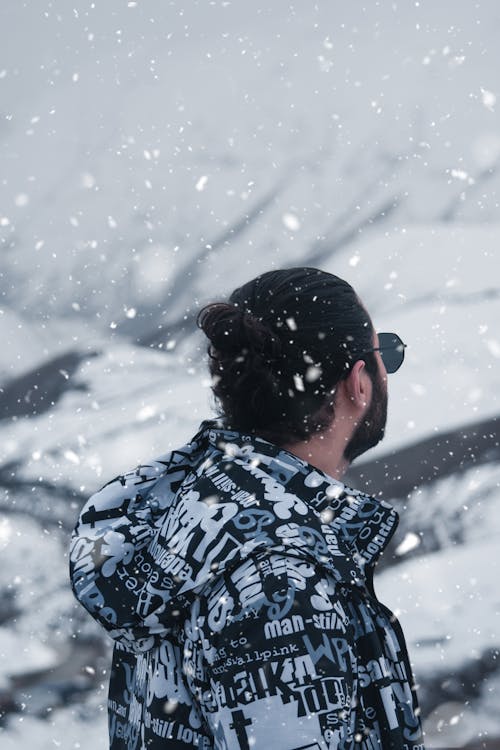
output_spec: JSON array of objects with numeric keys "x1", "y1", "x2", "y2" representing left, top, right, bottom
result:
[
  {"x1": 163, "y1": 699, "x2": 178, "y2": 714},
  {"x1": 395, "y1": 532, "x2": 421, "y2": 556},
  {"x1": 480, "y1": 87, "x2": 496, "y2": 111},
  {"x1": 485, "y1": 339, "x2": 500, "y2": 358},
  {"x1": 282, "y1": 212, "x2": 301, "y2": 231},
  {"x1": 81, "y1": 172, "x2": 95, "y2": 188},
  {"x1": 0, "y1": 516, "x2": 12, "y2": 548},
  {"x1": 136, "y1": 405, "x2": 157, "y2": 421},
  {"x1": 15, "y1": 193, "x2": 29, "y2": 206},
  {"x1": 195, "y1": 175, "x2": 208, "y2": 191},
  {"x1": 293, "y1": 374, "x2": 305, "y2": 392},
  {"x1": 450, "y1": 168, "x2": 468, "y2": 181}
]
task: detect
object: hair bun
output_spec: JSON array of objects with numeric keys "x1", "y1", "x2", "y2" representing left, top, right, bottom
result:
[
  {"x1": 197, "y1": 302, "x2": 282, "y2": 363},
  {"x1": 196, "y1": 268, "x2": 376, "y2": 443}
]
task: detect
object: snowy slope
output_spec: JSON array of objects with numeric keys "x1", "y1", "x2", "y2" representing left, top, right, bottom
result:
[
  {"x1": 1, "y1": 1, "x2": 500, "y2": 748},
  {"x1": 2, "y1": 0, "x2": 500, "y2": 325},
  {"x1": 323, "y1": 224, "x2": 500, "y2": 461}
]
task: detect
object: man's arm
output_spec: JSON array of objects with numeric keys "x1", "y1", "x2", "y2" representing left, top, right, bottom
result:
[
  {"x1": 189, "y1": 552, "x2": 358, "y2": 749},
  {"x1": 69, "y1": 460, "x2": 183, "y2": 650}
]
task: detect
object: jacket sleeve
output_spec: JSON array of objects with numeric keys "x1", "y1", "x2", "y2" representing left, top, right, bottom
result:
[
  {"x1": 188, "y1": 551, "x2": 358, "y2": 749},
  {"x1": 69, "y1": 460, "x2": 188, "y2": 652}
]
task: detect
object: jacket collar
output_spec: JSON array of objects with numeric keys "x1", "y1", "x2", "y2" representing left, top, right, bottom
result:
[{"x1": 196, "y1": 420, "x2": 399, "y2": 578}]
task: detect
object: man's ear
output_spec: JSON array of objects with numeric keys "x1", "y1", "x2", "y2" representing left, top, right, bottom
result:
[{"x1": 343, "y1": 360, "x2": 370, "y2": 407}]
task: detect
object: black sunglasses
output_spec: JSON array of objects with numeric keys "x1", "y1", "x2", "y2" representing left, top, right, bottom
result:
[{"x1": 360, "y1": 332, "x2": 407, "y2": 374}]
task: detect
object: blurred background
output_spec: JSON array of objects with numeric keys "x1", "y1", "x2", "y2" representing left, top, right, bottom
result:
[{"x1": 1, "y1": 1, "x2": 499, "y2": 747}]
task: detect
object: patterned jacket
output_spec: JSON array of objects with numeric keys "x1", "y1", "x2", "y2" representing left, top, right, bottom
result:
[{"x1": 69, "y1": 420, "x2": 425, "y2": 750}]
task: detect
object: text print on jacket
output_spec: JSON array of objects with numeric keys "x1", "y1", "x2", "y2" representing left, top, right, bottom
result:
[{"x1": 69, "y1": 420, "x2": 425, "y2": 750}]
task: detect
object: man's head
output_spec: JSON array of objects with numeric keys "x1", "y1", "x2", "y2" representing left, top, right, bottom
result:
[{"x1": 197, "y1": 267, "x2": 391, "y2": 463}]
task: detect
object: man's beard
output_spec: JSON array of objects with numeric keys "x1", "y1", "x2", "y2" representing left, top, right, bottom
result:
[{"x1": 343, "y1": 369, "x2": 388, "y2": 464}]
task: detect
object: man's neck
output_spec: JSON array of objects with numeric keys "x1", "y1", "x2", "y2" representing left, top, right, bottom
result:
[{"x1": 281, "y1": 430, "x2": 350, "y2": 481}]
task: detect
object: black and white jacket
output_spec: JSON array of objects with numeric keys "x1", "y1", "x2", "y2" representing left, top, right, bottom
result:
[{"x1": 69, "y1": 420, "x2": 425, "y2": 750}]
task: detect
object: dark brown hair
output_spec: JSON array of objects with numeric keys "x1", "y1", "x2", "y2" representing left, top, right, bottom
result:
[{"x1": 196, "y1": 267, "x2": 377, "y2": 445}]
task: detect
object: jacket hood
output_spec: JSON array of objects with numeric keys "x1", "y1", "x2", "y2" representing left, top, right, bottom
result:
[{"x1": 71, "y1": 419, "x2": 399, "y2": 652}]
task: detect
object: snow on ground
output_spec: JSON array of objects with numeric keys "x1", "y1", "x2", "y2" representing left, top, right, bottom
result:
[
  {"x1": 2, "y1": 1, "x2": 500, "y2": 747},
  {"x1": 422, "y1": 670, "x2": 500, "y2": 749},
  {"x1": 376, "y1": 461, "x2": 500, "y2": 747},
  {"x1": 0, "y1": 513, "x2": 77, "y2": 651},
  {"x1": 378, "y1": 534, "x2": 500, "y2": 677},
  {"x1": 2, "y1": 0, "x2": 500, "y2": 322},
  {"x1": 0, "y1": 307, "x2": 111, "y2": 382},
  {"x1": 0, "y1": 627, "x2": 57, "y2": 692},
  {"x1": 0, "y1": 510, "x2": 111, "y2": 746},
  {"x1": 391, "y1": 460, "x2": 500, "y2": 556},
  {"x1": 0, "y1": 335, "x2": 206, "y2": 492},
  {"x1": 1, "y1": 227, "x2": 499, "y2": 489},
  {"x1": 321, "y1": 223, "x2": 500, "y2": 462},
  {"x1": 0, "y1": 691, "x2": 108, "y2": 750}
]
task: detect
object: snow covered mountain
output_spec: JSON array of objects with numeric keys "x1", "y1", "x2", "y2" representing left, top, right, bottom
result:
[{"x1": 1, "y1": 1, "x2": 500, "y2": 747}]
